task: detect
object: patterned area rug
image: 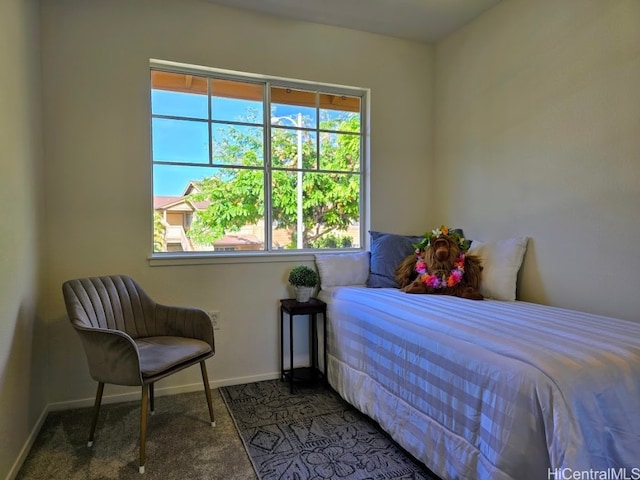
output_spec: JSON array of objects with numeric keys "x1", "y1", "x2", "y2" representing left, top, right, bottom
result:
[{"x1": 221, "y1": 380, "x2": 438, "y2": 480}]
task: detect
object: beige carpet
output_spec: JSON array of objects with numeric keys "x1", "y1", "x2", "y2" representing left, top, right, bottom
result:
[{"x1": 16, "y1": 388, "x2": 257, "y2": 479}]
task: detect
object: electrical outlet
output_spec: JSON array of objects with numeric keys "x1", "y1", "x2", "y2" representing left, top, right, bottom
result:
[{"x1": 208, "y1": 310, "x2": 220, "y2": 330}]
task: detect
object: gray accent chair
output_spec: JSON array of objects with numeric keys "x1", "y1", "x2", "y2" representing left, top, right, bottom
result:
[{"x1": 62, "y1": 275, "x2": 216, "y2": 474}]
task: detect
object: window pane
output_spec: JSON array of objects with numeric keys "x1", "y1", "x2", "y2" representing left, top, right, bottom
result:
[
  {"x1": 271, "y1": 127, "x2": 317, "y2": 169},
  {"x1": 152, "y1": 118, "x2": 209, "y2": 164},
  {"x1": 152, "y1": 89, "x2": 208, "y2": 119},
  {"x1": 212, "y1": 124, "x2": 264, "y2": 166},
  {"x1": 319, "y1": 110, "x2": 360, "y2": 132},
  {"x1": 212, "y1": 79, "x2": 263, "y2": 123},
  {"x1": 151, "y1": 71, "x2": 208, "y2": 119},
  {"x1": 153, "y1": 164, "x2": 212, "y2": 196},
  {"x1": 271, "y1": 171, "x2": 360, "y2": 249},
  {"x1": 153, "y1": 164, "x2": 265, "y2": 253},
  {"x1": 319, "y1": 131, "x2": 360, "y2": 172},
  {"x1": 189, "y1": 168, "x2": 265, "y2": 252},
  {"x1": 319, "y1": 93, "x2": 360, "y2": 132},
  {"x1": 153, "y1": 164, "x2": 215, "y2": 253},
  {"x1": 271, "y1": 87, "x2": 317, "y2": 129}
]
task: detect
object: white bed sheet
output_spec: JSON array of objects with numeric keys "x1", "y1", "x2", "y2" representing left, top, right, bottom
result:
[{"x1": 318, "y1": 286, "x2": 640, "y2": 480}]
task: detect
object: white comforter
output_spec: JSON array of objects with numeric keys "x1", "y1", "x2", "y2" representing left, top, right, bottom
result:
[{"x1": 318, "y1": 287, "x2": 640, "y2": 480}]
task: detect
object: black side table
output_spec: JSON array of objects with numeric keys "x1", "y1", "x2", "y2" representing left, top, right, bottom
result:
[{"x1": 280, "y1": 298, "x2": 327, "y2": 394}]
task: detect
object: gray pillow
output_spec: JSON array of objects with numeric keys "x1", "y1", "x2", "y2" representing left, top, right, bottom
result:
[{"x1": 367, "y1": 231, "x2": 423, "y2": 288}]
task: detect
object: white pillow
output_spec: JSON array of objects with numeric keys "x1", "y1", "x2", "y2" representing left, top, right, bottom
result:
[
  {"x1": 315, "y1": 252, "x2": 370, "y2": 289},
  {"x1": 468, "y1": 237, "x2": 528, "y2": 301}
]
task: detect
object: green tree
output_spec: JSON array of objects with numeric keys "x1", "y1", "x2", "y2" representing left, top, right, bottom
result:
[
  {"x1": 309, "y1": 234, "x2": 353, "y2": 249},
  {"x1": 153, "y1": 212, "x2": 166, "y2": 252},
  {"x1": 188, "y1": 114, "x2": 360, "y2": 249}
]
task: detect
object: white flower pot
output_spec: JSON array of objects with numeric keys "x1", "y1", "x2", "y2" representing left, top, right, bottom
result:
[{"x1": 295, "y1": 286, "x2": 314, "y2": 303}]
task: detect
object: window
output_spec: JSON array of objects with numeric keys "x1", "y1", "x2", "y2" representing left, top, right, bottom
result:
[{"x1": 151, "y1": 61, "x2": 366, "y2": 255}]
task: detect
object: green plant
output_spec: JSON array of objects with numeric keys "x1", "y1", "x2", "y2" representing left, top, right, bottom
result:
[
  {"x1": 288, "y1": 265, "x2": 319, "y2": 287},
  {"x1": 309, "y1": 234, "x2": 353, "y2": 249}
]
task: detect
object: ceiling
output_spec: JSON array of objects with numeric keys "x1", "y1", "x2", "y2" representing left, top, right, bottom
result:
[{"x1": 203, "y1": 0, "x2": 502, "y2": 43}]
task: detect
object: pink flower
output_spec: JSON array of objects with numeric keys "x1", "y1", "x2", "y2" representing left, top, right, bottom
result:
[
  {"x1": 448, "y1": 270, "x2": 463, "y2": 287},
  {"x1": 423, "y1": 275, "x2": 441, "y2": 288}
]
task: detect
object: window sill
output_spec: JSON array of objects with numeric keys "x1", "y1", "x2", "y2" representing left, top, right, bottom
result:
[{"x1": 148, "y1": 249, "x2": 364, "y2": 267}]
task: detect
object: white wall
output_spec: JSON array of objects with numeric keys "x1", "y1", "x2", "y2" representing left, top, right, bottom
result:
[
  {"x1": 0, "y1": 0, "x2": 47, "y2": 478},
  {"x1": 434, "y1": 0, "x2": 640, "y2": 320},
  {"x1": 39, "y1": 0, "x2": 434, "y2": 406}
]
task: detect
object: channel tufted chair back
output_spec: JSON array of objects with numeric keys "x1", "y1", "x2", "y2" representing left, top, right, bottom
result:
[{"x1": 62, "y1": 275, "x2": 216, "y2": 474}]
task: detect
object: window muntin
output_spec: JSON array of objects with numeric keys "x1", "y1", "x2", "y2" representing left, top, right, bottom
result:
[{"x1": 151, "y1": 64, "x2": 365, "y2": 255}]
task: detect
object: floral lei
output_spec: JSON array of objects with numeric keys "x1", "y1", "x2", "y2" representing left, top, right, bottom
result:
[
  {"x1": 414, "y1": 225, "x2": 468, "y2": 289},
  {"x1": 415, "y1": 252, "x2": 466, "y2": 289}
]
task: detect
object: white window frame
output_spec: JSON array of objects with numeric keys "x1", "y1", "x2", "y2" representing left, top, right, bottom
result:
[{"x1": 149, "y1": 59, "x2": 369, "y2": 265}]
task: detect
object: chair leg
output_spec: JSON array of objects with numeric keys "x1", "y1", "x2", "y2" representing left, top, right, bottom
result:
[
  {"x1": 200, "y1": 361, "x2": 215, "y2": 427},
  {"x1": 139, "y1": 384, "x2": 148, "y2": 474},
  {"x1": 88, "y1": 382, "x2": 104, "y2": 447},
  {"x1": 149, "y1": 382, "x2": 155, "y2": 415}
]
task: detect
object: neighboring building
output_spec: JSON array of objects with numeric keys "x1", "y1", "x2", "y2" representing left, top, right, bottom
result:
[
  {"x1": 154, "y1": 181, "x2": 284, "y2": 252},
  {"x1": 154, "y1": 182, "x2": 208, "y2": 252}
]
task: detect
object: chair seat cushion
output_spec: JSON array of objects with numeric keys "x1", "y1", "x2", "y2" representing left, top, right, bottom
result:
[{"x1": 136, "y1": 336, "x2": 212, "y2": 378}]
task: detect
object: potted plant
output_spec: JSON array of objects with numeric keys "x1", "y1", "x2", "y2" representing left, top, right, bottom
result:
[{"x1": 288, "y1": 265, "x2": 319, "y2": 303}]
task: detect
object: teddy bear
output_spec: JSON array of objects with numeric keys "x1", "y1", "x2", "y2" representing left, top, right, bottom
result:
[{"x1": 395, "y1": 226, "x2": 483, "y2": 300}]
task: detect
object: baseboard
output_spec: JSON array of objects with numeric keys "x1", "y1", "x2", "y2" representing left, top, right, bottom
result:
[
  {"x1": 46, "y1": 371, "x2": 280, "y2": 412},
  {"x1": 7, "y1": 372, "x2": 280, "y2": 480},
  {"x1": 6, "y1": 405, "x2": 49, "y2": 480}
]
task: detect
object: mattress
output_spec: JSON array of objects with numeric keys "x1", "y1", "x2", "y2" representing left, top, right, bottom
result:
[{"x1": 318, "y1": 286, "x2": 640, "y2": 480}]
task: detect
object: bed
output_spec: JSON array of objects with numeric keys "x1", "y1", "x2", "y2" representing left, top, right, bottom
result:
[{"x1": 313, "y1": 233, "x2": 640, "y2": 480}]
